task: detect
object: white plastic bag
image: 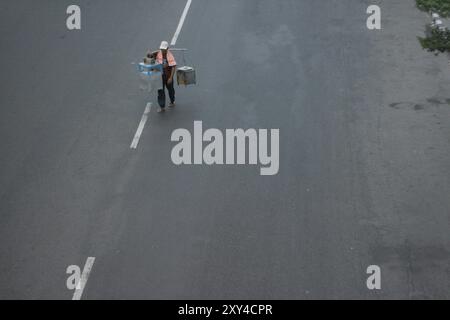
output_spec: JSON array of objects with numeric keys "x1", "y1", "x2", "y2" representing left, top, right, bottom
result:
[
  {"x1": 139, "y1": 72, "x2": 162, "y2": 93},
  {"x1": 138, "y1": 62, "x2": 163, "y2": 93}
]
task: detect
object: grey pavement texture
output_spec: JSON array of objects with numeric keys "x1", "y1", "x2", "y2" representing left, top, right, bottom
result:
[{"x1": 0, "y1": 0, "x2": 449, "y2": 299}]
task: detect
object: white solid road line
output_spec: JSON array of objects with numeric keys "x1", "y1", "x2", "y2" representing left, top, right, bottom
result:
[
  {"x1": 130, "y1": 103, "x2": 152, "y2": 149},
  {"x1": 171, "y1": 0, "x2": 193, "y2": 46},
  {"x1": 72, "y1": 257, "x2": 96, "y2": 301}
]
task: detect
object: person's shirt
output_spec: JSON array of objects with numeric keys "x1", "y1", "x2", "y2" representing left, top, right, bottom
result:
[{"x1": 156, "y1": 50, "x2": 177, "y2": 77}]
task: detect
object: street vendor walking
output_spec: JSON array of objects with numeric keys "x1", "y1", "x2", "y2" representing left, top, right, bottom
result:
[{"x1": 148, "y1": 41, "x2": 177, "y2": 113}]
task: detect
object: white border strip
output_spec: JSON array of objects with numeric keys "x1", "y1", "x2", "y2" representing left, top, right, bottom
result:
[
  {"x1": 130, "y1": 103, "x2": 152, "y2": 149},
  {"x1": 171, "y1": 0, "x2": 193, "y2": 46}
]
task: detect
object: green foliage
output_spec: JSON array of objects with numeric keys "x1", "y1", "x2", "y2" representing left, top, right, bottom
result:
[
  {"x1": 416, "y1": 1, "x2": 450, "y2": 54},
  {"x1": 418, "y1": 26, "x2": 450, "y2": 54},
  {"x1": 417, "y1": 0, "x2": 450, "y2": 17}
]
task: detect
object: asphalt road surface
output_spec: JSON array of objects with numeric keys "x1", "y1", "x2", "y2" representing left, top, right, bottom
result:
[{"x1": 1, "y1": 0, "x2": 450, "y2": 299}]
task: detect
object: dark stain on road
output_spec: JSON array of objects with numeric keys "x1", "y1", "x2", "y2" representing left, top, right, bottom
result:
[{"x1": 389, "y1": 98, "x2": 450, "y2": 111}]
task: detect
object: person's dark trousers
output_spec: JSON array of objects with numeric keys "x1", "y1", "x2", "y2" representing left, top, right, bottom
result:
[{"x1": 158, "y1": 74, "x2": 175, "y2": 108}]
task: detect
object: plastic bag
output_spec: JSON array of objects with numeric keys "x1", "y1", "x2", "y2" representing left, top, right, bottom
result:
[{"x1": 139, "y1": 72, "x2": 162, "y2": 93}]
